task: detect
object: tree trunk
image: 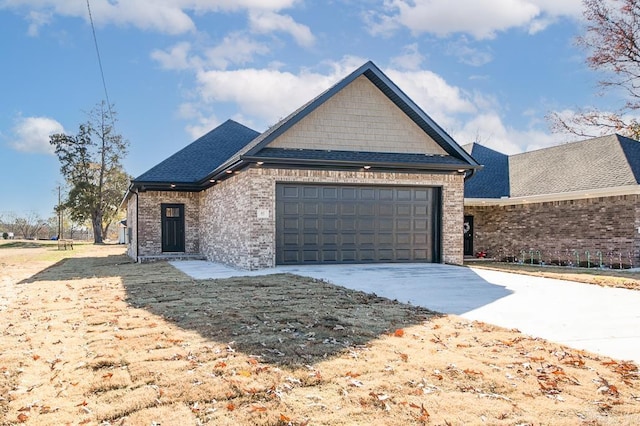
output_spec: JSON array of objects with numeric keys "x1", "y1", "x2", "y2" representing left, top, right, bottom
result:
[{"x1": 92, "y1": 212, "x2": 103, "y2": 244}]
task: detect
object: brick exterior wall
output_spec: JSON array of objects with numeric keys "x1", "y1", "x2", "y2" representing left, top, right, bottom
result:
[
  {"x1": 465, "y1": 194, "x2": 640, "y2": 265},
  {"x1": 126, "y1": 194, "x2": 138, "y2": 259},
  {"x1": 134, "y1": 191, "x2": 201, "y2": 257},
  {"x1": 199, "y1": 167, "x2": 465, "y2": 269}
]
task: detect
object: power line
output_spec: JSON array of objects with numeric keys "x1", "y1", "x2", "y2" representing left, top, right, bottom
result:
[{"x1": 86, "y1": 0, "x2": 115, "y2": 125}]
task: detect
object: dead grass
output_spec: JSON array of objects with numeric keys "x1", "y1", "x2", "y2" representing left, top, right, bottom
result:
[
  {"x1": 1, "y1": 245, "x2": 639, "y2": 425},
  {"x1": 467, "y1": 261, "x2": 640, "y2": 291}
]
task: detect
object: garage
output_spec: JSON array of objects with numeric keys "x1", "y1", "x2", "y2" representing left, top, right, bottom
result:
[{"x1": 275, "y1": 184, "x2": 441, "y2": 264}]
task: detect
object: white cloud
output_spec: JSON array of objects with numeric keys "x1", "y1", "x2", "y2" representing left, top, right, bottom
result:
[
  {"x1": 195, "y1": 67, "x2": 338, "y2": 126},
  {"x1": 151, "y1": 42, "x2": 198, "y2": 71},
  {"x1": 370, "y1": 0, "x2": 583, "y2": 40},
  {"x1": 10, "y1": 116, "x2": 64, "y2": 154},
  {"x1": 189, "y1": 58, "x2": 559, "y2": 153},
  {"x1": 204, "y1": 32, "x2": 270, "y2": 69},
  {"x1": 390, "y1": 43, "x2": 424, "y2": 71},
  {"x1": 248, "y1": 10, "x2": 315, "y2": 47},
  {"x1": 2, "y1": 0, "x2": 301, "y2": 35},
  {"x1": 446, "y1": 37, "x2": 493, "y2": 66}
]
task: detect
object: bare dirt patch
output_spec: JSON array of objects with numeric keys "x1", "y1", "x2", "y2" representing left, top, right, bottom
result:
[{"x1": 1, "y1": 245, "x2": 639, "y2": 425}]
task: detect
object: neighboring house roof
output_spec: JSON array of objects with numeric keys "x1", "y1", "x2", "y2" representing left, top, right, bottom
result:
[
  {"x1": 133, "y1": 119, "x2": 259, "y2": 187},
  {"x1": 462, "y1": 143, "x2": 509, "y2": 198},
  {"x1": 465, "y1": 134, "x2": 640, "y2": 201},
  {"x1": 130, "y1": 60, "x2": 480, "y2": 193}
]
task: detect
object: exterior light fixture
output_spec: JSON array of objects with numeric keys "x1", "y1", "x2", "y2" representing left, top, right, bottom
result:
[
  {"x1": 256, "y1": 161, "x2": 264, "y2": 165},
  {"x1": 170, "y1": 183, "x2": 176, "y2": 188},
  {"x1": 363, "y1": 165, "x2": 371, "y2": 170},
  {"x1": 225, "y1": 170, "x2": 233, "y2": 174},
  {"x1": 457, "y1": 169, "x2": 465, "y2": 173},
  {"x1": 209, "y1": 179, "x2": 216, "y2": 183}
]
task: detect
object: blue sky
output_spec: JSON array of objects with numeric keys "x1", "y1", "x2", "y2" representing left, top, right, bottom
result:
[{"x1": 0, "y1": 0, "x2": 619, "y2": 218}]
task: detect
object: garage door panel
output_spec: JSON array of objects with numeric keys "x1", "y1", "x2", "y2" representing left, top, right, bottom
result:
[
  {"x1": 303, "y1": 186, "x2": 320, "y2": 198},
  {"x1": 379, "y1": 204, "x2": 394, "y2": 216},
  {"x1": 341, "y1": 250, "x2": 357, "y2": 262},
  {"x1": 282, "y1": 186, "x2": 299, "y2": 197},
  {"x1": 283, "y1": 203, "x2": 299, "y2": 215},
  {"x1": 322, "y1": 250, "x2": 338, "y2": 262},
  {"x1": 304, "y1": 203, "x2": 319, "y2": 214},
  {"x1": 358, "y1": 203, "x2": 375, "y2": 215},
  {"x1": 359, "y1": 233, "x2": 375, "y2": 245},
  {"x1": 276, "y1": 184, "x2": 440, "y2": 265},
  {"x1": 396, "y1": 205, "x2": 411, "y2": 216},
  {"x1": 323, "y1": 187, "x2": 338, "y2": 199},
  {"x1": 321, "y1": 234, "x2": 338, "y2": 245},
  {"x1": 322, "y1": 203, "x2": 338, "y2": 215}
]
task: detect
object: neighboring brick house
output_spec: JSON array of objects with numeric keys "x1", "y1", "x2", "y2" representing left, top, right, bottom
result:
[
  {"x1": 463, "y1": 134, "x2": 640, "y2": 266},
  {"x1": 123, "y1": 61, "x2": 480, "y2": 269}
]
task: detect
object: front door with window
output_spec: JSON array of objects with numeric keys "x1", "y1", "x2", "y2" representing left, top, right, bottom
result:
[{"x1": 161, "y1": 203, "x2": 185, "y2": 252}]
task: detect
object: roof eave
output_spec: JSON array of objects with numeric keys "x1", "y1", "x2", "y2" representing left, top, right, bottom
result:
[{"x1": 241, "y1": 155, "x2": 478, "y2": 172}]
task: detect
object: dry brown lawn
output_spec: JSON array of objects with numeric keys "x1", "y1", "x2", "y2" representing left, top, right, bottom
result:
[
  {"x1": 467, "y1": 262, "x2": 640, "y2": 291},
  {"x1": 1, "y1": 241, "x2": 639, "y2": 425}
]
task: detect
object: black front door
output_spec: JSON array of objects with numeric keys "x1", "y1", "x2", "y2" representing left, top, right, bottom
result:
[
  {"x1": 161, "y1": 203, "x2": 185, "y2": 252},
  {"x1": 463, "y1": 215, "x2": 474, "y2": 256}
]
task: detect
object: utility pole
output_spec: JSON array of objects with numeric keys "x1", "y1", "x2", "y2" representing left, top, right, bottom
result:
[{"x1": 57, "y1": 186, "x2": 63, "y2": 240}]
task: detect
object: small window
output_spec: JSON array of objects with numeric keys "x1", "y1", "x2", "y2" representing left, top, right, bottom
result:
[{"x1": 165, "y1": 207, "x2": 181, "y2": 218}]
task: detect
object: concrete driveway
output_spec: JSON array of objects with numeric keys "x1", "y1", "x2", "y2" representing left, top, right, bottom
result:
[{"x1": 171, "y1": 261, "x2": 640, "y2": 364}]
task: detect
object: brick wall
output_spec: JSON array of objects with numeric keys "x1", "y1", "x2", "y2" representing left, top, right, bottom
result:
[
  {"x1": 126, "y1": 194, "x2": 138, "y2": 259},
  {"x1": 135, "y1": 191, "x2": 200, "y2": 257},
  {"x1": 200, "y1": 167, "x2": 465, "y2": 269},
  {"x1": 465, "y1": 194, "x2": 640, "y2": 264}
]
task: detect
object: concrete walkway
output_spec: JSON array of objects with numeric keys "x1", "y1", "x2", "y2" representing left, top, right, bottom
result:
[{"x1": 171, "y1": 261, "x2": 640, "y2": 364}]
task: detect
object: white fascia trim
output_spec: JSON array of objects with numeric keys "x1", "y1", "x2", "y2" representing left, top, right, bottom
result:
[{"x1": 464, "y1": 184, "x2": 640, "y2": 206}]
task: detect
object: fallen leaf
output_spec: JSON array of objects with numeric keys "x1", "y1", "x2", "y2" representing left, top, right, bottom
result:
[
  {"x1": 17, "y1": 413, "x2": 28, "y2": 423},
  {"x1": 394, "y1": 329, "x2": 404, "y2": 337},
  {"x1": 226, "y1": 403, "x2": 235, "y2": 411},
  {"x1": 215, "y1": 361, "x2": 227, "y2": 368},
  {"x1": 280, "y1": 413, "x2": 291, "y2": 422},
  {"x1": 238, "y1": 370, "x2": 251, "y2": 377},
  {"x1": 102, "y1": 372, "x2": 113, "y2": 379},
  {"x1": 251, "y1": 405, "x2": 267, "y2": 412}
]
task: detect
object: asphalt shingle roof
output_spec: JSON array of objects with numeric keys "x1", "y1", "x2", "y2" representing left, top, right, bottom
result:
[
  {"x1": 510, "y1": 134, "x2": 639, "y2": 197},
  {"x1": 252, "y1": 147, "x2": 469, "y2": 166},
  {"x1": 134, "y1": 119, "x2": 259, "y2": 184},
  {"x1": 465, "y1": 134, "x2": 640, "y2": 199},
  {"x1": 131, "y1": 61, "x2": 479, "y2": 190},
  {"x1": 462, "y1": 143, "x2": 509, "y2": 198}
]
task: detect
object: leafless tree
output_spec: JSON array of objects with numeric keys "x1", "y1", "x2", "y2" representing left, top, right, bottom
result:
[{"x1": 549, "y1": 0, "x2": 640, "y2": 139}]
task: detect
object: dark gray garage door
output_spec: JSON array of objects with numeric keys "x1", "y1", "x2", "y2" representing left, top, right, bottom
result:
[{"x1": 275, "y1": 184, "x2": 441, "y2": 264}]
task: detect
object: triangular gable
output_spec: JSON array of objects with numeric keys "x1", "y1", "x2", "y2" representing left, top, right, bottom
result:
[
  {"x1": 214, "y1": 61, "x2": 479, "y2": 174},
  {"x1": 267, "y1": 75, "x2": 448, "y2": 155}
]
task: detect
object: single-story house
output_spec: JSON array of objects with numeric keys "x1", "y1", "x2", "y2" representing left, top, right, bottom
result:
[
  {"x1": 463, "y1": 134, "x2": 640, "y2": 266},
  {"x1": 123, "y1": 61, "x2": 480, "y2": 269}
]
